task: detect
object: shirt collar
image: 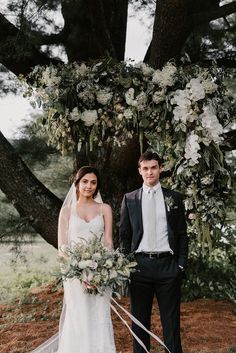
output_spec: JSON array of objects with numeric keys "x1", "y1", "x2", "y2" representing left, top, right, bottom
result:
[{"x1": 143, "y1": 182, "x2": 161, "y2": 194}]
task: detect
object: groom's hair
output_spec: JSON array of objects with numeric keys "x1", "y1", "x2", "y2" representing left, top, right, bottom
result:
[
  {"x1": 138, "y1": 150, "x2": 162, "y2": 167},
  {"x1": 74, "y1": 166, "x2": 101, "y2": 198}
]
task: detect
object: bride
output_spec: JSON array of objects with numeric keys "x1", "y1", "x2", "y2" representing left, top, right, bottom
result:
[{"x1": 32, "y1": 166, "x2": 116, "y2": 353}]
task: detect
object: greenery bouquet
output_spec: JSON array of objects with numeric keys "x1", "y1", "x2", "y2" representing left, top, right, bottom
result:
[{"x1": 59, "y1": 233, "x2": 137, "y2": 295}]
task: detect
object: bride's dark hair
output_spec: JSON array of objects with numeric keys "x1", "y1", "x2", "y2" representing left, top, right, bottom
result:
[{"x1": 74, "y1": 166, "x2": 101, "y2": 198}]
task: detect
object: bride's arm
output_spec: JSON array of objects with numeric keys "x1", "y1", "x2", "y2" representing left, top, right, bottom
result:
[
  {"x1": 58, "y1": 205, "x2": 70, "y2": 255},
  {"x1": 102, "y1": 204, "x2": 113, "y2": 249}
]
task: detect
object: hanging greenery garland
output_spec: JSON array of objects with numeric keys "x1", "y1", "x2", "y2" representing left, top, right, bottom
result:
[{"x1": 24, "y1": 58, "x2": 234, "y2": 251}]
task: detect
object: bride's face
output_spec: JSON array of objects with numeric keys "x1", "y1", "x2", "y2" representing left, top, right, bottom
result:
[{"x1": 77, "y1": 173, "x2": 98, "y2": 198}]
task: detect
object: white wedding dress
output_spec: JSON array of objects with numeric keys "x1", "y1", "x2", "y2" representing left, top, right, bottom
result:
[{"x1": 32, "y1": 210, "x2": 116, "y2": 353}]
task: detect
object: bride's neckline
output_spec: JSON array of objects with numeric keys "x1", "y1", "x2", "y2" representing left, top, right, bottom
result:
[{"x1": 77, "y1": 213, "x2": 102, "y2": 224}]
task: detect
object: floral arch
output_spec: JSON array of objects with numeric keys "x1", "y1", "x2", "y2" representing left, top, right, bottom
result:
[{"x1": 25, "y1": 59, "x2": 233, "y2": 252}]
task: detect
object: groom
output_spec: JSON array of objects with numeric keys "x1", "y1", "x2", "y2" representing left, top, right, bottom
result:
[{"x1": 119, "y1": 150, "x2": 188, "y2": 353}]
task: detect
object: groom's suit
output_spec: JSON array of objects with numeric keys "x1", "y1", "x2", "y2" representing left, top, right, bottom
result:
[{"x1": 119, "y1": 186, "x2": 188, "y2": 353}]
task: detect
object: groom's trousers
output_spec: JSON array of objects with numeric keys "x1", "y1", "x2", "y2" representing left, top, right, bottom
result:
[{"x1": 130, "y1": 253, "x2": 183, "y2": 353}]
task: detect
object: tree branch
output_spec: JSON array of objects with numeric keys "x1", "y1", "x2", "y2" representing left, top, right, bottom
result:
[
  {"x1": 0, "y1": 13, "x2": 61, "y2": 75},
  {"x1": 194, "y1": 1, "x2": 236, "y2": 27},
  {"x1": 0, "y1": 130, "x2": 62, "y2": 248}
]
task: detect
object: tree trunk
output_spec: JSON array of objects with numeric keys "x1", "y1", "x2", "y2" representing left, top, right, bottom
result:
[
  {"x1": 0, "y1": 131, "x2": 62, "y2": 248},
  {"x1": 149, "y1": 0, "x2": 191, "y2": 68},
  {"x1": 61, "y1": 0, "x2": 128, "y2": 62}
]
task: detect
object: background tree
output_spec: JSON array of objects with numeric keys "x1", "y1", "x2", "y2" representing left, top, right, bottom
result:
[{"x1": 0, "y1": 0, "x2": 235, "y2": 247}]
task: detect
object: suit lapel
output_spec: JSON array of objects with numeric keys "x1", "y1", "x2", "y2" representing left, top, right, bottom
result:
[
  {"x1": 135, "y1": 187, "x2": 143, "y2": 232},
  {"x1": 162, "y1": 187, "x2": 171, "y2": 219}
]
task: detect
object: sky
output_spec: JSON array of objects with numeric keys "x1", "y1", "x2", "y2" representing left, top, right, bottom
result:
[{"x1": 0, "y1": 5, "x2": 151, "y2": 139}]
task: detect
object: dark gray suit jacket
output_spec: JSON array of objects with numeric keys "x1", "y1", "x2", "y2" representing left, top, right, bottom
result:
[{"x1": 119, "y1": 187, "x2": 188, "y2": 268}]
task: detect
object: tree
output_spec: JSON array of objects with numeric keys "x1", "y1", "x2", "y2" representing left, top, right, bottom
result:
[{"x1": 0, "y1": 0, "x2": 235, "y2": 248}]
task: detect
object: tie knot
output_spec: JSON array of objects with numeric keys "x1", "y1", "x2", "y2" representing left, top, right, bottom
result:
[{"x1": 148, "y1": 188, "x2": 156, "y2": 198}]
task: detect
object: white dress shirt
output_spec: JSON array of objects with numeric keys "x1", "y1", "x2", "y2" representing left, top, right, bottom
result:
[{"x1": 136, "y1": 182, "x2": 172, "y2": 253}]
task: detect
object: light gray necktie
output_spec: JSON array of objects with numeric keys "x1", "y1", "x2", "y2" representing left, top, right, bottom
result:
[{"x1": 146, "y1": 188, "x2": 157, "y2": 249}]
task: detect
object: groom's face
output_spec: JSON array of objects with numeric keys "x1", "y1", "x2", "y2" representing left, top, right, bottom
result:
[{"x1": 138, "y1": 159, "x2": 163, "y2": 187}]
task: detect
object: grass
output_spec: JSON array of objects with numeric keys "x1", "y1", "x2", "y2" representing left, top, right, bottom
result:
[{"x1": 0, "y1": 237, "x2": 58, "y2": 304}]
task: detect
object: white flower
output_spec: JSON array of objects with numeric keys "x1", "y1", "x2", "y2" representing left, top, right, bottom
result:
[
  {"x1": 184, "y1": 132, "x2": 201, "y2": 166},
  {"x1": 188, "y1": 213, "x2": 197, "y2": 220},
  {"x1": 41, "y1": 67, "x2": 61, "y2": 87},
  {"x1": 170, "y1": 89, "x2": 191, "y2": 108},
  {"x1": 186, "y1": 78, "x2": 205, "y2": 101},
  {"x1": 171, "y1": 89, "x2": 197, "y2": 123},
  {"x1": 152, "y1": 62, "x2": 177, "y2": 88},
  {"x1": 125, "y1": 88, "x2": 137, "y2": 107},
  {"x1": 153, "y1": 90, "x2": 166, "y2": 104},
  {"x1": 202, "y1": 79, "x2": 218, "y2": 94},
  {"x1": 173, "y1": 106, "x2": 197, "y2": 124},
  {"x1": 96, "y1": 90, "x2": 113, "y2": 105},
  {"x1": 78, "y1": 260, "x2": 97, "y2": 269},
  {"x1": 78, "y1": 90, "x2": 95, "y2": 104},
  {"x1": 135, "y1": 62, "x2": 154, "y2": 77},
  {"x1": 200, "y1": 106, "x2": 223, "y2": 144},
  {"x1": 123, "y1": 108, "x2": 133, "y2": 120},
  {"x1": 136, "y1": 91, "x2": 147, "y2": 111},
  {"x1": 69, "y1": 107, "x2": 81, "y2": 122},
  {"x1": 81, "y1": 110, "x2": 98, "y2": 126},
  {"x1": 74, "y1": 63, "x2": 89, "y2": 77}
]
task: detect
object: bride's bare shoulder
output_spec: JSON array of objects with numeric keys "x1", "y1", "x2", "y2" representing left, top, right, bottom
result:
[{"x1": 101, "y1": 203, "x2": 112, "y2": 215}]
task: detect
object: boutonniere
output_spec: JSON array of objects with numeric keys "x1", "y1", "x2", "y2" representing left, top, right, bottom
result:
[{"x1": 164, "y1": 196, "x2": 175, "y2": 212}]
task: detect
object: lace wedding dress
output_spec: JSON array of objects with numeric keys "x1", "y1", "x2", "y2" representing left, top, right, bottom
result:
[{"x1": 32, "y1": 210, "x2": 116, "y2": 353}]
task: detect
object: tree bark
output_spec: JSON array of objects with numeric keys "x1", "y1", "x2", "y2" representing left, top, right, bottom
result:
[
  {"x1": 147, "y1": 0, "x2": 236, "y2": 68},
  {"x1": 149, "y1": 0, "x2": 191, "y2": 68},
  {"x1": 0, "y1": 131, "x2": 62, "y2": 248},
  {"x1": 61, "y1": 0, "x2": 128, "y2": 62}
]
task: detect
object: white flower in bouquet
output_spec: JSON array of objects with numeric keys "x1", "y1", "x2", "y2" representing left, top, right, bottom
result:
[
  {"x1": 78, "y1": 89, "x2": 95, "y2": 104},
  {"x1": 173, "y1": 105, "x2": 197, "y2": 124},
  {"x1": 59, "y1": 234, "x2": 137, "y2": 295},
  {"x1": 125, "y1": 88, "x2": 137, "y2": 107},
  {"x1": 152, "y1": 62, "x2": 177, "y2": 88},
  {"x1": 41, "y1": 67, "x2": 61, "y2": 87},
  {"x1": 74, "y1": 62, "x2": 89, "y2": 77},
  {"x1": 186, "y1": 78, "x2": 205, "y2": 101},
  {"x1": 136, "y1": 91, "x2": 147, "y2": 111},
  {"x1": 153, "y1": 90, "x2": 166, "y2": 104},
  {"x1": 170, "y1": 89, "x2": 191, "y2": 108},
  {"x1": 96, "y1": 90, "x2": 113, "y2": 105},
  {"x1": 69, "y1": 107, "x2": 81, "y2": 122},
  {"x1": 81, "y1": 110, "x2": 98, "y2": 126},
  {"x1": 135, "y1": 62, "x2": 154, "y2": 77},
  {"x1": 184, "y1": 132, "x2": 201, "y2": 166},
  {"x1": 200, "y1": 106, "x2": 223, "y2": 144},
  {"x1": 123, "y1": 108, "x2": 133, "y2": 120},
  {"x1": 202, "y1": 79, "x2": 218, "y2": 94}
]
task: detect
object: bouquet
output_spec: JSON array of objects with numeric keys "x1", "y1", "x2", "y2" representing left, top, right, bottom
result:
[{"x1": 59, "y1": 233, "x2": 137, "y2": 295}]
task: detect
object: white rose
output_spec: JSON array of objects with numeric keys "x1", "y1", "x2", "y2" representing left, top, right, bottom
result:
[
  {"x1": 125, "y1": 88, "x2": 137, "y2": 107},
  {"x1": 96, "y1": 90, "x2": 113, "y2": 105},
  {"x1": 69, "y1": 107, "x2": 81, "y2": 122},
  {"x1": 81, "y1": 110, "x2": 98, "y2": 126}
]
